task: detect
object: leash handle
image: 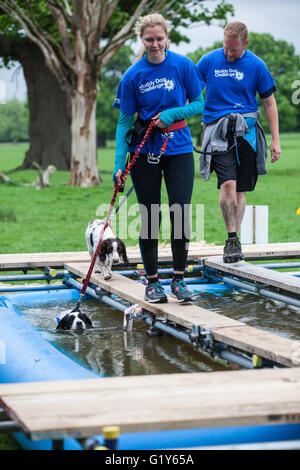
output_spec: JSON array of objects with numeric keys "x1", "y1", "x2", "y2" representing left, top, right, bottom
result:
[{"x1": 79, "y1": 120, "x2": 156, "y2": 298}]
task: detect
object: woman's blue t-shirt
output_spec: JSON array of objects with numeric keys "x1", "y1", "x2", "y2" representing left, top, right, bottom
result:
[
  {"x1": 113, "y1": 51, "x2": 204, "y2": 155},
  {"x1": 196, "y1": 48, "x2": 276, "y2": 123}
]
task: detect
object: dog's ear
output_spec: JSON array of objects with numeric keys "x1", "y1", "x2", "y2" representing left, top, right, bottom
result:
[
  {"x1": 99, "y1": 240, "x2": 109, "y2": 263},
  {"x1": 117, "y1": 238, "x2": 129, "y2": 263},
  {"x1": 79, "y1": 313, "x2": 93, "y2": 328},
  {"x1": 56, "y1": 314, "x2": 71, "y2": 330}
]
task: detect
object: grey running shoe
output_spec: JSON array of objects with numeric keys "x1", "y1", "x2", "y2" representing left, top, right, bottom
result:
[
  {"x1": 171, "y1": 278, "x2": 194, "y2": 303},
  {"x1": 223, "y1": 236, "x2": 244, "y2": 263},
  {"x1": 145, "y1": 280, "x2": 168, "y2": 303}
]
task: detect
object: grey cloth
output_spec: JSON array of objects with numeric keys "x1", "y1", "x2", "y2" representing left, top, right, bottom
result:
[{"x1": 199, "y1": 111, "x2": 268, "y2": 181}]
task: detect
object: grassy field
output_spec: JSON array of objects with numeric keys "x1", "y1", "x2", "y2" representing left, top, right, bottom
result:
[{"x1": 0, "y1": 133, "x2": 299, "y2": 255}]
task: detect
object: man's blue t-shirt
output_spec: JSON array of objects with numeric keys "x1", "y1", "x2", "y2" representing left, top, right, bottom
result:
[
  {"x1": 196, "y1": 48, "x2": 276, "y2": 123},
  {"x1": 114, "y1": 51, "x2": 204, "y2": 155}
]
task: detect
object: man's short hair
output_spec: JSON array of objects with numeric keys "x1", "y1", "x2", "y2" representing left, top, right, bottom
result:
[{"x1": 224, "y1": 21, "x2": 248, "y2": 43}]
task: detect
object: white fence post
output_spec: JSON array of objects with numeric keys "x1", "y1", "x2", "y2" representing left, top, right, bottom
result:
[
  {"x1": 240, "y1": 205, "x2": 268, "y2": 244},
  {"x1": 0, "y1": 80, "x2": 6, "y2": 104}
]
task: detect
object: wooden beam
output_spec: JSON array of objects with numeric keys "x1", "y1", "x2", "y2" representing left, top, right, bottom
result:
[
  {"x1": 0, "y1": 242, "x2": 300, "y2": 269},
  {"x1": 1, "y1": 368, "x2": 300, "y2": 440},
  {"x1": 204, "y1": 256, "x2": 300, "y2": 295}
]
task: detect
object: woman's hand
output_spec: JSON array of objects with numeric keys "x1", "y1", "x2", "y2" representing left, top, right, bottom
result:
[
  {"x1": 115, "y1": 169, "x2": 125, "y2": 190},
  {"x1": 152, "y1": 112, "x2": 166, "y2": 129}
]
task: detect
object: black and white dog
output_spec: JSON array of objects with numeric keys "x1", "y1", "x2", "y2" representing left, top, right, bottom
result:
[
  {"x1": 56, "y1": 307, "x2": 93, "y2": 331},
  {"x1": 85, "y1": 219, "x2": 129, "y2": 280}
]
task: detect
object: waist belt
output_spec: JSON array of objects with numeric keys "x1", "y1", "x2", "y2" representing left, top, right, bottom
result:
[{"x1": 160, "y1": 119, "x2": 187, "y2": 133}]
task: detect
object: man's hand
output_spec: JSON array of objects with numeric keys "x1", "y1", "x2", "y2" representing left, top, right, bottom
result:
[{"x1": 270, "y1": 140, "x2": 281, "y2": 162}]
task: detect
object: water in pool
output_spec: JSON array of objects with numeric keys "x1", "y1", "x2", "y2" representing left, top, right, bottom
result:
[{"x1": 20, "y1": 287, "x2": 300, "y2": 377}]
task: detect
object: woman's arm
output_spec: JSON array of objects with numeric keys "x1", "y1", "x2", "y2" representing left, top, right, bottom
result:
[
  {"x1": 154, "y1": 93, "x2": 204, "y2": 129},
  {"x1": 113, "y1": 112, "x2": 134, "y2": 185}
]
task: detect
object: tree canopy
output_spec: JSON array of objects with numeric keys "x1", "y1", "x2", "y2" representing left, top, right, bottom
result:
[{"x1": 0, "y1": 0, "x2": 234, "y2": 185}]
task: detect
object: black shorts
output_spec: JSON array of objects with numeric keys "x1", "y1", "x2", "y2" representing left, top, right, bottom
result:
[{"x1": 211, "y1": 134, "x2": 258, "y2": 192}]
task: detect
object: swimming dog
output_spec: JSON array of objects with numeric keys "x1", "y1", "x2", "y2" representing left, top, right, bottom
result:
[{"x1": 56, "y1": 307, "x2": 93, "y2": 330}]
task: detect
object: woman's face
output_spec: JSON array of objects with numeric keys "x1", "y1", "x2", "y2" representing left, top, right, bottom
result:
[{"x1": 141, "y1": 25, "x2": 169, "y2": 64}]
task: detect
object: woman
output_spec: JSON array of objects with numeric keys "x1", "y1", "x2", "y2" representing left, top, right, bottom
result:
[{"x1": 113, "y1": 13, "x2": 204, "y2": 303}]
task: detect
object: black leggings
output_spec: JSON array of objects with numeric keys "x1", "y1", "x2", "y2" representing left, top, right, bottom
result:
[{"x1": 130, "y1": 153, "x2": 194, "y2": 276}]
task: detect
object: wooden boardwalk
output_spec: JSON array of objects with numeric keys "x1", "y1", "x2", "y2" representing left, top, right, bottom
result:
[
  {"x1": 1, "y1": 368, "x2": 300, "y2": 441},
  {"x1": 1, "y1": 242, "x2": 300, "y2": 270},
  {"x1": 66, "y1": 262, "x2": 300, "y2": 368},
  {"x1": 204, "y1": 256, "x2": 300, "y2": 296}
]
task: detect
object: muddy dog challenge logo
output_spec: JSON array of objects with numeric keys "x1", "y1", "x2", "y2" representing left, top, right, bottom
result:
[
  {"x1": 214, "y1": 69, "x2": 245, "y2": 81},
  {"x1": 139, "y1": 78, "x2": 175, "y2": 94}
]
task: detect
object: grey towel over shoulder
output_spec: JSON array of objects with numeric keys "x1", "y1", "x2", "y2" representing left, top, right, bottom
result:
[{"x1": 199, "y1": 111, "x2": 268, "y2": 181}]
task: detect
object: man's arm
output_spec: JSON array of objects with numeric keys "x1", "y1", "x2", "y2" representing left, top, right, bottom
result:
[{"x1": 262, "y1": 94, "x2": 281, "y2": 162}]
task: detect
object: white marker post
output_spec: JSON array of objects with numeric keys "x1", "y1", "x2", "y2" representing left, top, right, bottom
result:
[
  {"x1": 0, "y1": 80, "x2": 6, "y2": 104},
  {"x1": 240, "y1": 205, "x2": 268, "y2": 244}
]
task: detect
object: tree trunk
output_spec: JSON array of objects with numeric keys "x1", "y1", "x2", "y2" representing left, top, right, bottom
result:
[
  {"x1": 69, "y1": 89, "x2": 101, "y2": 186},
  {"x1": 0, "y1": 38, "x2": 71, "y2": 170}
]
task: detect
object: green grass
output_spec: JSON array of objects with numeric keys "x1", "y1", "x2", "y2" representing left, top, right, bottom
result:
[{"x1": 0, "y1": 134, "x2": 299, "y2": 254}]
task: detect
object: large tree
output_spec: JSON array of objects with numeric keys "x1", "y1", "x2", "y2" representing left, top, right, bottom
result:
[
  {"x1": 0, "y1": 0, "x2": 233, "y2": 186},
  {"x1": 0, "y1": 37, "x2": 71, "y2": 170}
]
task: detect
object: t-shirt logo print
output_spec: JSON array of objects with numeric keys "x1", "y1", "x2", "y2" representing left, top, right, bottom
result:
[
  {"x1": 139, "y1": 78, "x2": 175, "y2": 94},
  {"x1": 163, "y1": 79, "x2": 175, "y2": 91},
  {"x1": 214, "y1": 69, "x2": 244, "y2": 81},
  {"x1": 235, "y1": 71, "x2": 244, "y2": 81}
]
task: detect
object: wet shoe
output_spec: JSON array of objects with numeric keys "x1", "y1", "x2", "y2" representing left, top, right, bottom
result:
[
  {"x1": 223, "y1": 236, "x2": 244, "y2": 263},
  {"x1": 145, "y1": 280, "x2": 168, "y2": 303},
  {"x1": 171, "y1": 278, "x2": 194, "y2": 303}
]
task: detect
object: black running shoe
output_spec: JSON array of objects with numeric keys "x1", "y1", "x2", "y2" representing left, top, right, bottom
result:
[
  {"x1": 171, "y1": 279, "x2": 194, "y2": 303},
  {"x1": 223, "y1": 236, "x2": 244, "y2": 263},
  {"x1": 145, "y1": 281, "x2": 168, "y2": 303}
]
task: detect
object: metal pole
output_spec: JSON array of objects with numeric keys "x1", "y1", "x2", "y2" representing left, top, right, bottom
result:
[
  {"x1": 255, "y1": 262, "x2": 300, "y2": 270},
  {"x1": 204, "y1": 270, "x2": 300, "y2": 308},
  {"x1": 0, "y1": 284, "x2": 68, "y2": 293},
  {"x1": 0, "y1": 272, "x2": 64, "y2": 282},
  {"x1": 0, "y1": 421, "x2": 20, "y2": 433}
]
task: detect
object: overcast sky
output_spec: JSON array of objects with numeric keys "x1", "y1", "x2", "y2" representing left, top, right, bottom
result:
[{"x1": 1, "y1": 0, "x2": 299, "y2": 102}]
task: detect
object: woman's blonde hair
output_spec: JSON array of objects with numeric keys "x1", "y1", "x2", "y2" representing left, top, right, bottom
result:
[{"x1": 134, "y1": 13, "x2": 171, "y2": 62}]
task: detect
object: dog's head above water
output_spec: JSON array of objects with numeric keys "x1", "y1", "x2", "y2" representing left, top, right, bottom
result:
[{"x1": 56, "y1": 308, "x2": 93, "y2": 331}]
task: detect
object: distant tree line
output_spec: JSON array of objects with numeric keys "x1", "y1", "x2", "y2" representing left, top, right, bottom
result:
[
  {"x1": 0, "y1": 98, "x2": 29, "y2": 142},
  {"x1": 1, "y1": 32, "x2": 299, "y2": 145}
]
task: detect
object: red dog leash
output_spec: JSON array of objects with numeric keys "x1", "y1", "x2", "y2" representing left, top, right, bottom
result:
[{"x1": 75, "y1": 119, "x2": 158, "y2": 308}]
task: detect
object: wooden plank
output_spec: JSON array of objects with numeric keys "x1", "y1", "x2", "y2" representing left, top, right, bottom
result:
[
  {"x1": 0, "y1": 252, "x2": 89, "y2": 270},
  {"x1": 204, "y1": 256, "x2": 300, "y2": 295},
  {"x1": 1, "y1": 242, "x2": 300, "y2": 269},
  {"x1": 1, "y1": 368, "x2": 300, "y2": 440},
  {"x1": 65, "y1": 262, "x2": 300, "y2": 367}
]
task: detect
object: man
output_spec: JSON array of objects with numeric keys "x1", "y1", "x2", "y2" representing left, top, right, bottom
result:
[{"x1": 197, "y1": 21, "x2": 281, "y2": 263}]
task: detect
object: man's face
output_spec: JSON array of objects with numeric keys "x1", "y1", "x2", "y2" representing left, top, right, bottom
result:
[{"x1": 223, "y1": 36, "x2": 248, "y2": 62}]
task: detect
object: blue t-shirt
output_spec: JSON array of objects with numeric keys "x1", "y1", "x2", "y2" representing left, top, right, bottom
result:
[
  {"x1": 196, "y1": 48, "x2": 276, "y2": 123},
  {"x1": 113, "y1": 51, "x2": 204, "y2": 155}
]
